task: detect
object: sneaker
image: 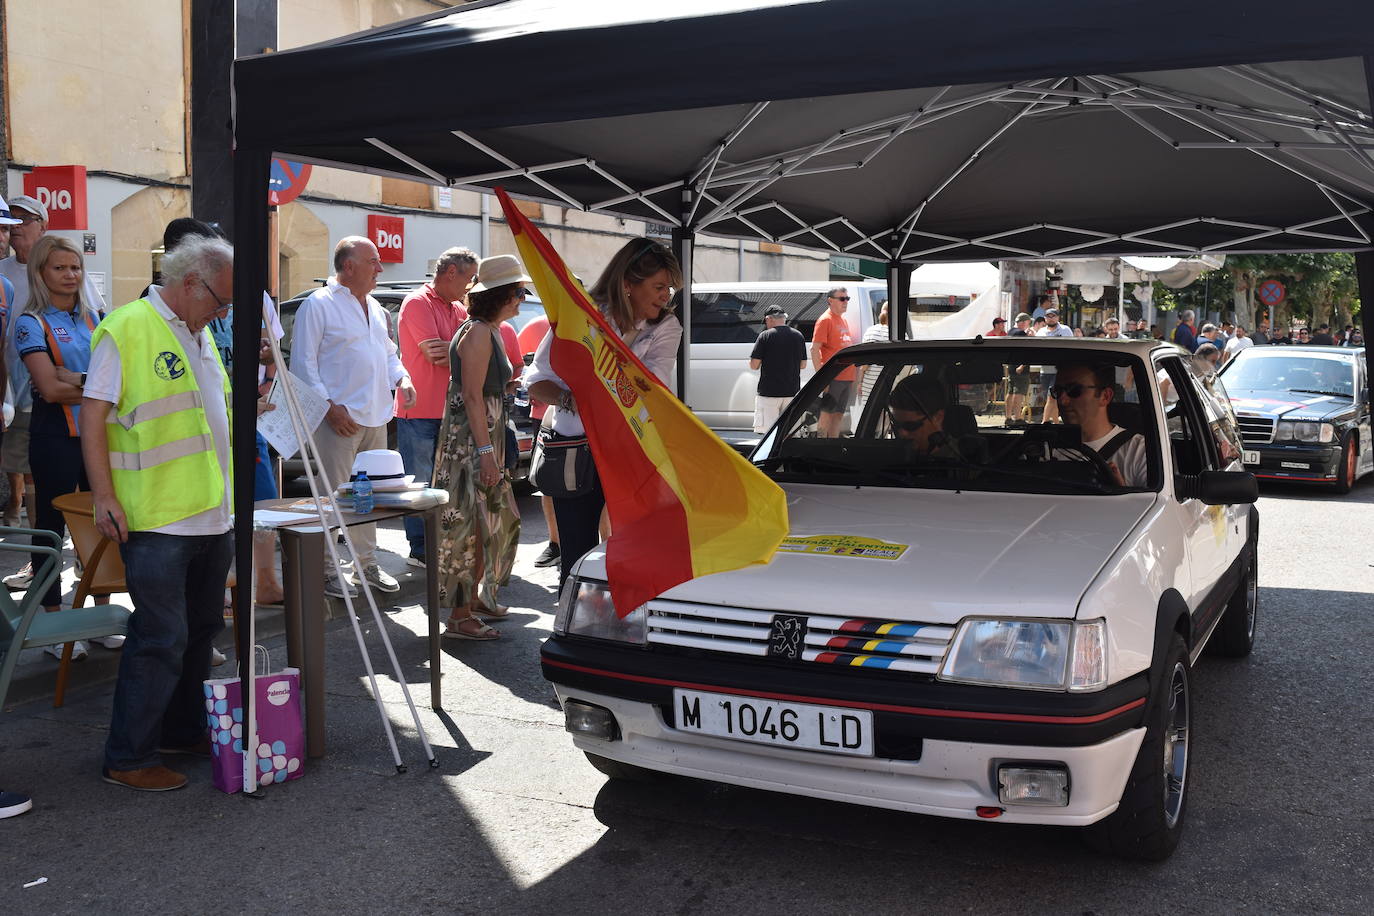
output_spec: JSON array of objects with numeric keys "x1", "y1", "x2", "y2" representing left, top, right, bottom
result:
[
  {"x1": 324, "y1": 576, "x2": 360, "y2": 599},
  {"x1": 406, "y1": 553, "x2": 426, "y2": 569},
  {"x1": 4, "y1": 562, "x2": 33, "y2": 590},
  {"x1": 0, "y1": 790, "x2": 33, "y2": 819},
  {"x1": 90, "y1": 634, "x2": 126, "y2": 650},
  {"x1": 101, "y1": 765, "x2": 187, "y2": 792},
  {"x1": 45, "y1": 641, "x2": 88, "y2": 662},
  {"x1": 211, "y1": 647, "x2": 228, "y2": 667},
  {"x1": 532, "y1": 542, "x2": 561, "y2": 568},
  {"x1": 357, "y1": 563, "x2": 400, "y2": 593}
]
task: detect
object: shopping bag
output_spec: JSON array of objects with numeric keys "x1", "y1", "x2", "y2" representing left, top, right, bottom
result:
[{"x1": 204, "y1": 650, "x2": 305, "y2": 794}]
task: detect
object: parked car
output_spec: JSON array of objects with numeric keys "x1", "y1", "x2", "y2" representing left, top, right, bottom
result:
[
  {"x1": 274, "y1": 281, "x2": 539, "y2": 484},
  {"x1": 542, "y1": 337, "x2": 1259, "y2": 861},
  {"x1": 1219, "y1": 344, "x2": 1371, "y2": 493}
]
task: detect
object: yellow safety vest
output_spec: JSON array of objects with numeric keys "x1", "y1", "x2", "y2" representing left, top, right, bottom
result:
[{"x1": 89, "y1": 298, "x2": 232, "y2": 531}]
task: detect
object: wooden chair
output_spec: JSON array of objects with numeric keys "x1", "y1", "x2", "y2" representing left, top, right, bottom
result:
[
  {"x1": 52, "y1": 492, "x2": 238, "y2": 708},
  {"x1": 0, "y1": 528, "x2": 129, "y2": 711}
]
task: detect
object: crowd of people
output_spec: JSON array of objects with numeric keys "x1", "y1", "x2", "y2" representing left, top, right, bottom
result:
[{"x1": 0, "y1": 201, "x2": 690, "y2": 812}]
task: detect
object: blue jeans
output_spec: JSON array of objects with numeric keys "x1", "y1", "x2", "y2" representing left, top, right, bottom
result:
[
  {"x1": 397, "y1": 417, "x2": 441, "y2": 557},
  {"x1": 104, "y1": 530, "x2": 233, "y2": 770}
]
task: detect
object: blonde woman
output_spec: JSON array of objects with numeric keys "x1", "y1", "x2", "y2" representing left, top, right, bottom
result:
[{"x1": 14, "y1": 236, "x2": 120, "y2": 656}]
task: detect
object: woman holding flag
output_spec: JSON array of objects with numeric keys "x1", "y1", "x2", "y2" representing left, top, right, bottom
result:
[
  {"x1": 526, "y1": 238, "x2": 683, "y2": 584},
  {"x1": 433, "y1": 255, "x2": 527, "y2": 640}
]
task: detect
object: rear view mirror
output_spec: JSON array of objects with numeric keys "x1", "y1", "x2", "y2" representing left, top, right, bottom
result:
[{"x1": 1178, "y1": 470, "x2": 1259, "y2": 505}]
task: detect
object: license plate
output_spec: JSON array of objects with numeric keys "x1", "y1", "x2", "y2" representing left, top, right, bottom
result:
[
  {"x1": 1243, "y1": 450, "x2": 1260, "y2": 465},
  {"x1": 1280, "y1": 461, "x2": 1310, "y2": 469},
  {"x1": 672, "y1": 689, "x2": 874, "y2": 757}
]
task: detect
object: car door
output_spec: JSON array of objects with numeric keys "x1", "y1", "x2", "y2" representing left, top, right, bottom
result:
[
  {"x1": 1357, "y1": 358, "x2": 1374, "y2": 478},
  {"x1": 1154, "y1": 354, "x2": 1229, "y2": 617},
  {"x1": 1185, "y1": 358, "x2": 1250, "y2": 568}
]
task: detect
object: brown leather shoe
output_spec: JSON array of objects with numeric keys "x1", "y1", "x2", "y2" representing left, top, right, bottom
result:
[
  {"x1": 158, "y1": 738, "x2": 213, "y2": 758},
  {"x1": 101, "y1": 765, "x2": 188, "y2": 792}
]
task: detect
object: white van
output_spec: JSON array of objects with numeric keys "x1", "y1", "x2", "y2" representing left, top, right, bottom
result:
[{"x1": 687, "y1": 268, "x2": 997, "y2": 431}]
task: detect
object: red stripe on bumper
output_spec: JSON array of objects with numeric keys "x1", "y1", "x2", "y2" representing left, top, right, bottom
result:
[{"x1": 543, "y1": 658, "x2": 1146, "y2": 725}]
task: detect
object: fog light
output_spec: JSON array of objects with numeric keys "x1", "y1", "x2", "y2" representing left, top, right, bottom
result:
[
  {"x1": 564, "y1": 700, "x2": 619, "y2": 741},
  {"x1": 998, "y1": 765, "x2": 1070, "y2": 807}
]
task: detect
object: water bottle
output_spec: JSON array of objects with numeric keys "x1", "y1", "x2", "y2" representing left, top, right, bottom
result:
[{"x1": 353, "y1": 471, "x2": 374, "y2": 515}]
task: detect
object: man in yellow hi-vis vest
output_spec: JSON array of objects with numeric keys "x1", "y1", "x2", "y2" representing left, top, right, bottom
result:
[{"x1": 80, "y1": 236, "x2": 234, "y2": 793}]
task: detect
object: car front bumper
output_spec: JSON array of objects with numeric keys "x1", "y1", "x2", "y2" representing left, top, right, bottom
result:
[
  {"x1": 544, "y1": 637, "x2": 1149, "y2": 826},
  {"x1": 1243, "y1": 442, "x2": 1341, "y2": 482}
]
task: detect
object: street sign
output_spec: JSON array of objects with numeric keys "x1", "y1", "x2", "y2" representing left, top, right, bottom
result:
[
  {"x1": 1257, "y1": 278, "x2": 1286, "y2": 307},
  {"x1": 268, "y1": 159, "x2": 312, "y2": 206}
]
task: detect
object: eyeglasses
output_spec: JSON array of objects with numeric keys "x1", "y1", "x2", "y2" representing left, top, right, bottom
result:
[
  {"x1": 632, "y1": 240, "x2": 670, "y2": 262},
  {"x1": 518, "y1": 287, "x2": 532, "y2": 297},
  {"x1": 894, "y1": 417, "x2": 929, "y2": 433},
  {"x1": 1050, "y1": 382, "x2": 1104, "y2": 399},
  {"x1": 829, "y1": 295, "x2": 850, "y2": 302},
  {"x1": 199, "y1": 277, "x2": 232, "y2": 312}
]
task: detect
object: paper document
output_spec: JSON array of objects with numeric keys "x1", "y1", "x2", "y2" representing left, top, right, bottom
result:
[
  {"x1": 253, "y1": 509, "x2": 322, "y2": 528},
  {"x1": 259, "y1": 370, "x2": 330, "y2": 460}
]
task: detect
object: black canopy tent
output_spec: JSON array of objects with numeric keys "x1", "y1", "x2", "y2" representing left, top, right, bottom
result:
[{"x1": 228, "y1": 0, "x2": 1374, "y2": 715}]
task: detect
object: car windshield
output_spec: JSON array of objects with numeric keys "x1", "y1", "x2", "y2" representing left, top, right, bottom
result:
[
  {"x1": 753, "y1": 345, "x2": 1160, "y2": 494},
  {"x1": 1221, "y1": 352, "x2": 1354, "y2": 398}
]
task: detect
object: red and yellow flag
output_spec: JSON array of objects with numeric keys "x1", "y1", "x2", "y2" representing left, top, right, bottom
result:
[{"x1": 497, "y1": 189, "x2": 788, "y2": 617}]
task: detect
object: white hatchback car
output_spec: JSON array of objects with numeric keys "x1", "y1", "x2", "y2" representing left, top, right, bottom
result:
[{"x1": 543, "y1": 338, "x2": 1259, "y2": 861}]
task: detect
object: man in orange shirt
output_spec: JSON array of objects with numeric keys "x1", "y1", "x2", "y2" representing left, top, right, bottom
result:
[{"x1": 810, "y1": 287, "x2": 855, "y2": 437}]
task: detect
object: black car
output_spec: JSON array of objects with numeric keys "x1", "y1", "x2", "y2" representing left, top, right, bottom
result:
[
  {"x1": 274, "y1": 281, "x2": 542, "y2": 484},
  {"x1": 1219, "y1": 345, "x2": 1371, "y2": 492}
]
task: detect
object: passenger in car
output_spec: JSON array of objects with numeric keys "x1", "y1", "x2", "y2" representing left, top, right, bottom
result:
[
  {"x1": 1052, "y1": 363, "x2": 1148, "y2": 487},
  {"x1": 888, "y1": 375, "x2": 963, "y2": 460}
]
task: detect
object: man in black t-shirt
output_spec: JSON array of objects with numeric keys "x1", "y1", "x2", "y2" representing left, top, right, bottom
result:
[{"x1": 750, "y1": 305, "x2": 808, "y2": 433}]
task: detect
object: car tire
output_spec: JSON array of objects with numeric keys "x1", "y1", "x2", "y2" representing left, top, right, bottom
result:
[
  {"x1": 1084, "y1": 634, "x2": 1191, "y2": 861},
  {"x1": 1207, "y1": 539, "x2": 1257, "y2": 659},
  {"x1": 1333, "y1": 433, "x2": 1357, "y2": 495},
  {"x1": 584, "y1": 751, "x2": 662, "y2": 783}
]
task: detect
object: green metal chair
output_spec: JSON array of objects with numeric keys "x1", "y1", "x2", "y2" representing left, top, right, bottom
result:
[{"x1": 0, "y1": 528, "x2": 131, "y2": 711}]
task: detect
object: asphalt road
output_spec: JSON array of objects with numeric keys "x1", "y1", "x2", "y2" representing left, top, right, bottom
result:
[{"x1": 1, "y1": 477, "x2": 1370, "y2": 915}]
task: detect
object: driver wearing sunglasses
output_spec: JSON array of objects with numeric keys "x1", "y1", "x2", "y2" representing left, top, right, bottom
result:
[
  {"x1": 1052, "y1": 362, "x2": 1147, "y2": 487},
  {"x1": 888, "y1": 375, "x2": 962, "y2": 459}
]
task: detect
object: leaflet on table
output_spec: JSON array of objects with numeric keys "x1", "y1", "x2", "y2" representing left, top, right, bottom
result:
[{"x1": 258, "y1": 370, "x2": 330, "y2": 460}]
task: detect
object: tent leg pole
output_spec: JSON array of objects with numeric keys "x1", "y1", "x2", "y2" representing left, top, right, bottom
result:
[
  {"x1": 1356, "y1": 251, "x2": 1373, "y2": 400},
  {"x1": 888, "y1": 260, "x2": 912, "y2": 341},
  {"x1": 673, "y1": 215, "x2": 694, "y2": 400}
]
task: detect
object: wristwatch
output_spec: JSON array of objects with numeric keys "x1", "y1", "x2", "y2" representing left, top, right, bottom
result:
[{"x1": 79, "y1": 372, "x2": 87, "y2": 387}]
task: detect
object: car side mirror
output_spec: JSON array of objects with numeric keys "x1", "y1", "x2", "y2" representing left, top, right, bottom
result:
[{"x1": 1177, "y1": 470, "x2": 1259, "y2": 505}]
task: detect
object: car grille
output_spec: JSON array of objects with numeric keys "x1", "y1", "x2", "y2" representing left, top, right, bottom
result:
[
  {"x1": 645, "y1": 600, "x2": 955, "y2": 674},
  {"x1": 1235, "y1": 414, "x2": 1275, "y2": 445}
]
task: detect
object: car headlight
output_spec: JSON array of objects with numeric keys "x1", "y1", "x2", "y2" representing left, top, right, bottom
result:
[
  {"x1": 939, "y1": 618, "x2": 1107, "y2": 692},
  {"x1": 1275, "y1": 420, "x2": 1334, "y2": 443},
  {"x1": 558, "y1": 579, "x2": 647, "y2": 646}
]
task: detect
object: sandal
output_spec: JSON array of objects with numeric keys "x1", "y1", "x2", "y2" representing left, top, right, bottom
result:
[
  {"x1": 474, "y1": 600, "x2": 511, "y2": 620},
  {"x1": 443, "y1": 616, "x2": 500, "y2": 640}
]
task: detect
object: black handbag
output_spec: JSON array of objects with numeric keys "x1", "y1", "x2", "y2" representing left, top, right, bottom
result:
[{"x1": 530, "y1": 427, "x2": 596, "y2": 498}]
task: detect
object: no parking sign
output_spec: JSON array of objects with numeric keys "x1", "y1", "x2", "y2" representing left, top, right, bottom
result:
[
  {"x1": 1257, "y1": 279, "x2": 1286, "y2": 308},
  {"x1": 268, "y1": 159, "x2": 312, "y2": 206}
]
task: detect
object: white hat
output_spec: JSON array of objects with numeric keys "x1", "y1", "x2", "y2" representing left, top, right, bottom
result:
[
  {"x1": 349, "y1": 449, "x2": 416, "y2": 491},
  {"x1": 468, "y1": 254, "x2": 532, "y2": 293},
  {"x1": 4, "y1": 194, "x2": 47, "y2": 223},
  {"x1": 0, "y1": 195, "x2": 23, "y2": 226}
]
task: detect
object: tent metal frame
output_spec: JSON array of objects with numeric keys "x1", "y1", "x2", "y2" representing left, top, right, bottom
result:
[{"x1": 351, "y1": 69, "x2": 1374, "y2": 263}]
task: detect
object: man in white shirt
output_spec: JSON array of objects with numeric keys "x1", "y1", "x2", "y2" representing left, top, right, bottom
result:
[
  {"x1": 0, "y1": 195, "x2": 107, "y2": 556},
  {"x1": 81, "y1": 237, "x2": 235, "y2": 791},
  {"x1": 1035, "y1": 306, "x2": 1074, "y2": 423},
  {"x1": 1052, "y1": 362, "x2": 1148, "y2": 488},
  {"x1": 291, "y1": 236, "x2": 416, "y2": 596},
  {"x1": 1223, "y1": 326, "x2": 1253, "y2": 362}
]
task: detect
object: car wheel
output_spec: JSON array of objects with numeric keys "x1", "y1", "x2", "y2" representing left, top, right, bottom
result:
[
  {"x1": 1084, "y1": 634, "x2": 1191, "y2": 861},
  {"x1": 1333, "y1": 433, "x2": 1356, "y2": 495},
  {"x1": 1207, "y1": 539, "x2": 1257, "y2": 658},
  {"x1": 584, "y1": 751, "x2": 662, "y2": 783}
]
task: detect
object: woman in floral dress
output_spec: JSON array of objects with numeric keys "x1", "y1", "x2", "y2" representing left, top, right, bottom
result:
[{"x1": 433, "y1": 255, "x2": 528, "y2": 640}]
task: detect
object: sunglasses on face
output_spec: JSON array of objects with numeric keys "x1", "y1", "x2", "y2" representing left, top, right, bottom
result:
[
  {"x1": 894, "y1": 417, "x2": 929, "y2": 433},
  {"x1": 1050, "y1": 382, "x2": 1103, "y2": 399},
  {"x1": 829, "y1": 295, "x2": 850, "y2": 302}
]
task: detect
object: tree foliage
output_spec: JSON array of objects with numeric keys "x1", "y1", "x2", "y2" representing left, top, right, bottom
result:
[{"x1": 1150, "y1": 252, "x2": 1360, "y2": 329}]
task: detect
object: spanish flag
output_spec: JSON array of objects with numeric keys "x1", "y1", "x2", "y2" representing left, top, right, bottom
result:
[{"x1": 497, "y1": 189, "x2": 788, "y2": 618}]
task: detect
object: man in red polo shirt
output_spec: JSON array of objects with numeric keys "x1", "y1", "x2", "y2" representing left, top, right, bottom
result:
[
  {"x1": 810, "y1": 287, "x2": 855, "y2": 438},
  {"x1": 395, "y1": 246, "x2": 477, "y2": 566}
]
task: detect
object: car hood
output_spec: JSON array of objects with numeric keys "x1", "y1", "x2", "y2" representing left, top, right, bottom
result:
[
  {"x1": 575, "y1": 485, "x2": 1157, "y2": 624},
  {"x1": 1227, "y1": 388, "x2": 1353, "y2": 421}
]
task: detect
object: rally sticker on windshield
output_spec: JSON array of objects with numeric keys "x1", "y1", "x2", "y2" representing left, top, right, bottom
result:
[{"x1": 777, "y1": 534, "x2": 909, "y2": 560}]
